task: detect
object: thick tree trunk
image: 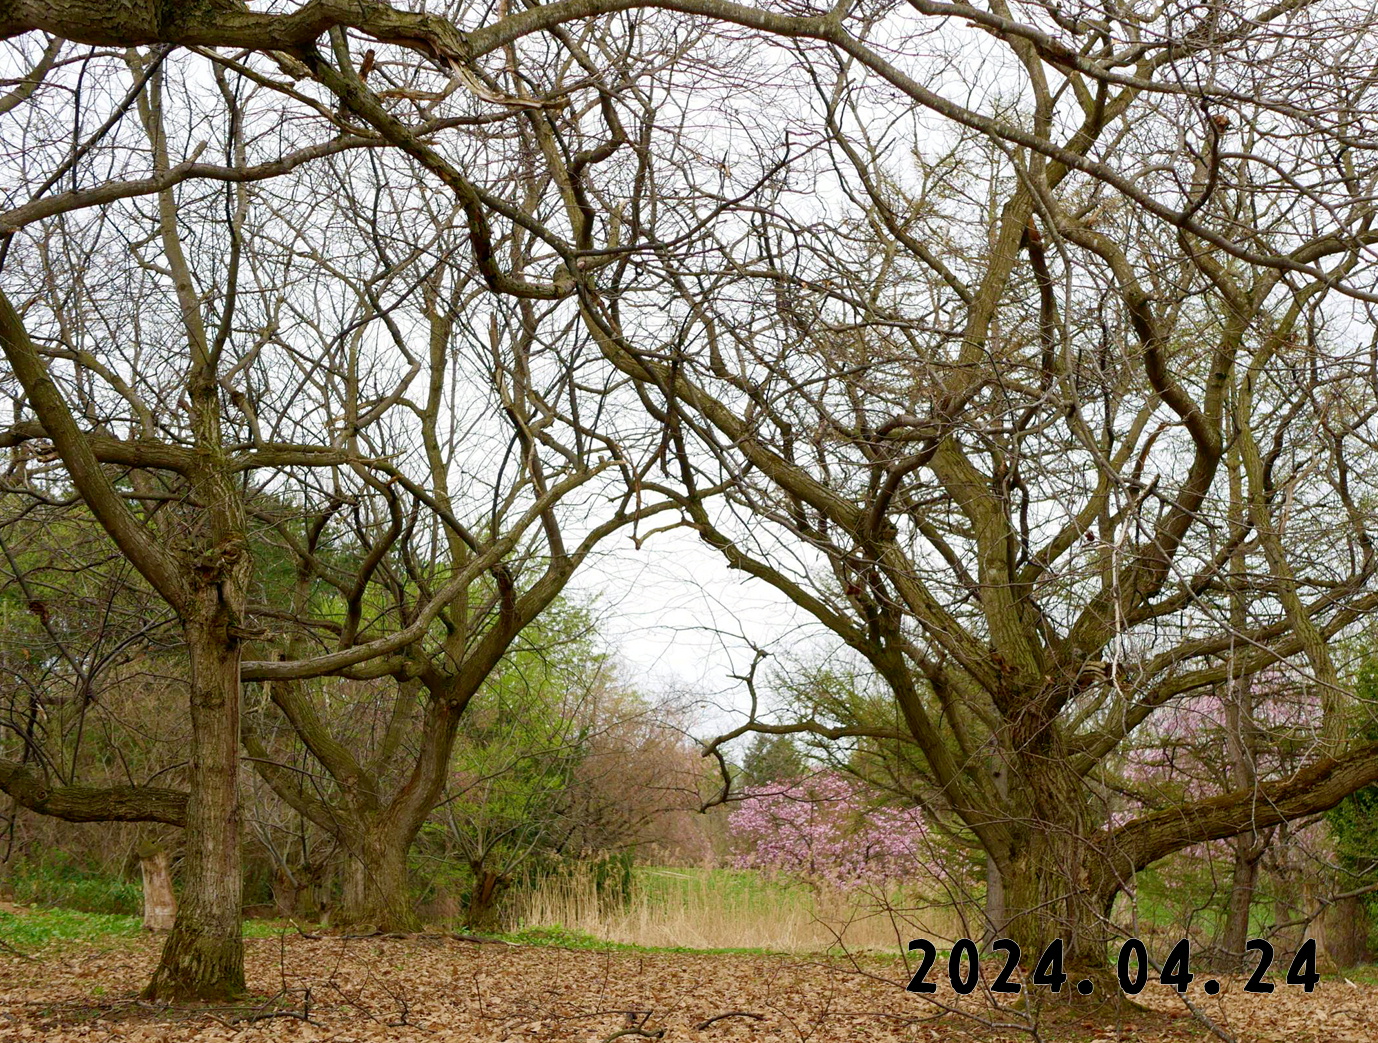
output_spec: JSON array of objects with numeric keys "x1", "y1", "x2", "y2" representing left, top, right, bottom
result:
[
  {"x1": 997, "y1": 728, "x2": 1111, "y2": 974},
  {"x1": 1218, "y1": 833, "x2": 1265, "y2": 966},
  {"x1": 271, "y1": 864, "x2": 318, "y2": 919},
  {"x1": 339, "y1": 829, "x2": 419, "y2": 932},
  {"x1": 138, "y1": 842, "x2": 177, "y2": 931},
  {"x1": 143, "y1": 624, "x2": 244, "y2": 1001},
  {"x1": 1321, "y1": 894, "x2": 1370, "y2": 969},
  {"x1": 465, "y1": 866, "x2": 505, "y2": 932},
  {"x1": 1001, "y1": 832, "x2": 1108, "y2": 970}
]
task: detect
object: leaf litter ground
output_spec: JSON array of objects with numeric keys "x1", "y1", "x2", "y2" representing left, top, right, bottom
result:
[{"x1": 2, "y1": 930, "x2": 1376, "y2": 1042}]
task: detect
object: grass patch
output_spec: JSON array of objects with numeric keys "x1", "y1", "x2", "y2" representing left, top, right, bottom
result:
[
  {"x1": 510, "y1": 862, "x2": 963, "y2": 953},
  {"x1": 0, "y1": 907, "x2": 316, "y2": 952},
  {"x1": 243, "y1": 919, "x2": 292, "y2": 939},
  {"x1": 0, "y1": 907, "x2": 142, "y2": 950},
  {"x1": 504, "y1": 924, "x2": 635, "y2": 950},
  {"x1": 501, "y1": 921, "x2": 798, "y2": 957},
  {"x1": 1331, "y1": 963, "x2": 1378, "y2": 985}
]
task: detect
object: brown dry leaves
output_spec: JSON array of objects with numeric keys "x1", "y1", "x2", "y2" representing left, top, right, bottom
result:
[{"x1": 1, "y1": 934, "x2": 1376, "y2": 1043}]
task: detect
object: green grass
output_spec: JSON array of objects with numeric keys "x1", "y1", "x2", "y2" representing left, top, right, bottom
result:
[
  {"x1": 501, "y1": 921, "x2": 828, "y2": 958},
  {"x1": 0, "y1": 907, "x2": 305, "y2": 952},
  {"x1": 0, "y1": 907, "x2": 142, "y2": 949},
  {"x1": 503, "y1": 923, "x2": 634, "y2": 950},
  {"x1": 1332, "y1": 963, "x2": 1378, "y2": 984},
  {"x1": 243, "y1": 919, "x2": 290, "y2": 939}
]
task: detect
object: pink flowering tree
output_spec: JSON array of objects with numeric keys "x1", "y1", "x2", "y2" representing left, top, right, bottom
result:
[
  {"x1": 728, "y1": 772, "x2": 933, "y2": 891},
  {"x1": 1113, "y1": 669, "x2": 1331, "y2": 958}
]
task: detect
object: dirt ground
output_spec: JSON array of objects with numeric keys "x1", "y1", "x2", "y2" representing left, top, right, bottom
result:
[{"x1": 2, "y1": 932, "x2": 1376, "y2": 1042}]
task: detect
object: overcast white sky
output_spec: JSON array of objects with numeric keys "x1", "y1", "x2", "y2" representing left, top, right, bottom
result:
[{"x1": 567, "y1": 521, "x2": 831, "y2": 738}]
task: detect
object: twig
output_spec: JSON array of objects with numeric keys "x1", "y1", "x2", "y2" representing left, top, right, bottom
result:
[
  {"x1": 1144, "y1": 951, "x2": 1237, "y2": 1043},
  {"x1": 0, "y1": 937, "x2": 36, "y2": 961},
  {"x1": 695, "y1": 1010, "x2": 765, "y2": 1029},
  {"x1": 377, "y1": 969, "x2": 412, "y2": 1027},
  {"x1": 233, "y1": 1007, "x2": 315, "y2": 1025},
  {"x1": 602, "y1": 1030, "x2": 664, "y2": 1042},
  {"x1": 1173, "y1": 989, "x2": 1236, "y2": 1043},
  {"x1": 287, "y1": 918, "x2": 323, "y2": 940}
]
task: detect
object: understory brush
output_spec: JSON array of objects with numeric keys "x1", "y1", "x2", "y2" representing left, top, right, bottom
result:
[{"x1": 4, "y1": 855, "x2": 141, "y2": 916}]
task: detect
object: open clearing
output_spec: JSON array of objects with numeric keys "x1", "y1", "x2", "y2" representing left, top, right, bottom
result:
[{"x1": 3, "y1": 932, "x2": 1376, "y2": 1043}]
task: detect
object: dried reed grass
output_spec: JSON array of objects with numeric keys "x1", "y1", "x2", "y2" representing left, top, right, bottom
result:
[{"x1": 507, "y1": 863, "x2": 968, "y2": 952}]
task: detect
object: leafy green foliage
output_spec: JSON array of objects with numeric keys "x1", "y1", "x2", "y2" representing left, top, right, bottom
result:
[
  {"x1": 1324, "y1": 656, "x2": 1378, "y2": 945},
  {"x1": 771, "y1": 657, "x2": 945, "y2": 800},
  {"x1": 423, "y1": 598, "x2": 616, "y2": 915},
  {"x1": 1326, "y1": 659, "x2": 1378, "y2": 865},
  {"x1": 588, "y1": 851, "x2": 634, "y2": 908},
  {"x1": 740, "y1": 734, "x2": 804, "y2": 786},
  {"x1": 6, "y1": 855, "x2": 142, "y2": 916},
  {"x1": 1328, "y1": 788, "x2": 1378, "y2": 876}
]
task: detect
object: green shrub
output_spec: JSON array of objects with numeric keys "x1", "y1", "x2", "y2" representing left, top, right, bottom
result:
[{"x1": 7, "y1": 854, "x2": 142, "y2": 916}]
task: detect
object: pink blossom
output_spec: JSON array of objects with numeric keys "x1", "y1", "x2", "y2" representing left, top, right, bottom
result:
[{"x1": 728, "y1": 772, "x2": 931, "y2": 890}]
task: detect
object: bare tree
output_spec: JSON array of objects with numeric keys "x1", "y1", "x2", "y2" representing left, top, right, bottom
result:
[
  {"x1": 8, "y1": 0, "x2": 1378, "y2": 991},
  {"x1": 564, "y1": 11, "x2": 1378, "y2": 975},
  {"x1": 354, "y1": 0, "x2": 1378, "y2": 976},
  {"x1": 235, "y1": 197, "x2": 668, "y2": 931},
  {"x1": 0, "y1": 33, "x2": 662, "y2": 995}
]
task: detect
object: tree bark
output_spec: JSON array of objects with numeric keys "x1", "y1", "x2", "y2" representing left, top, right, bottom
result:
[
  {"x1": 1218, "y1": 833, "x2": 1265, "y2": 966},
  {"x1": 0, "y1": 760, "x2": 186, "y2": 824},
  {"x1": 991, "y1": 718, "x2": 1114, "y2": 974},
  {"x1": 1320, "y1": 894, "x2": 1370, "y2": 969},
  {"x1": 142, "y1": 621, "x2": 245, "y2": 1001},
  {"x1": 271, "y1": 863, "x2": 319, "y2": 919},
  {"x1": 983, "y1": 855, "x2": 1005, "y2": 947},
  {"x1": 138, "y1": 842, "x2": 177, "y2": 931},
  {"x1": 339, "y1": 828, "x2": 418, "y2": 932},
  {"x1": 982, "y1": 749, "x2": 1010, "y2": 945},
  {"x1": 1000, "y1": 824, "x2": 1109, "y2": 972}
]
